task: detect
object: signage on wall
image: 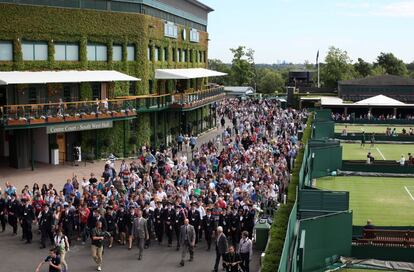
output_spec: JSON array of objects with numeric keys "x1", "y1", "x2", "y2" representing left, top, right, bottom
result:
[{"x1": 46, "y1": 120, "x2": 113, "y2": 134}]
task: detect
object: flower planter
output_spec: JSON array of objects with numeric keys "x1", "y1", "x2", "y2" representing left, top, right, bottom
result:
[
  {"x1": 97, "y1": 113, "x2": 112, "y2": 119},
  {"x1": 81, "y1": 114, "x2": 97, "y2": 120},
  {"x1": 47, "y1": 117, "x2": 64, "y2": 123},
  {"x1": 64, "y1": 116, "x2": 81, "y2": 122},
  {"x1": 126, "y1": 111, "x2": 136, "y2": 116},
  {"x1": 7, "y1": 119, "x2": 27, "y2": 126},
  {"x1": 112, "y1": 112, "x2": 126, "y2": 118},
  {"x1": 29, "y1": 118, "x2": 46, "y2": 125}
]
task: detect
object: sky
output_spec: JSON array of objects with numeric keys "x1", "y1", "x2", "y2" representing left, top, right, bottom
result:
[{"x1": 202, "y1": 0, "x2": 414, "y2": 64}]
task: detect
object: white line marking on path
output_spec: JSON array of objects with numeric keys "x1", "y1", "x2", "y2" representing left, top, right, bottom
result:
[
  {"x1": 376, "y1": 147, "x2": 386, "y2": 160},
  {"x1": 404, "y1": 186, "x2": 414, "y2": 201}
]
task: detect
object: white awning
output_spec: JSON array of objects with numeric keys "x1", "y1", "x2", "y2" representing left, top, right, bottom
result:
[
  {"x1": 0, "y1": 70, "x2": 140, "y2": 85},
  {"x1": 155, "y1": 68, "x2": 227, "y2": 79},
  {"x1": 354, "y1": 94, "x2": 405, "y2": 106}
]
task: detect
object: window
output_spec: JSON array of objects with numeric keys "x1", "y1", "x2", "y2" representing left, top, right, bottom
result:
[
  {"x1": 198, "y1": 51, "x2": 202, "y2": 63},
  {"x1": 22, "y1": 41, "x2": 48, "y2": 61},
  {"x1": 154, "y1": 47, "x2": 161, "y2": 62},
  {"x1": 0, "y1": 41, "x2": 12, "y2": 61},
  {"x1": 164, "y1": 21, "x2": 178, "y2": 38},
  {"x1": 147, "y1": 46, "x2": 152, "y2": 61},
  {"x1": 182, "y1": 49, "x2": 187, "y2": 62},
  {"x1": 127, "y1": 45, "x2": 135, "y2": 61},
  {"x1": 87, "y1": 43, "x2": 107, "y2": 61},
  {"x1": 190, "y1": 29, "x2": 200, "y2": 43},
  {"x1": 54, "y1": 43, "x2": 79, "y2": 61},
  {"x1": 189, "y1": 49, "x2": 193, "y2": 62},
  {"x1": 113, "y1": 45, "x2": 122, "y2": 61},
  {"x1": 129, "y1": 81, "x2": 136, "y2": 96},
  {"x1": 92, "y1": 83, "x2": 100, "y2": 100},
  {"x1": 177, "y1": 49, "x2": 181, "y2": 62},
  {"x1": 163, "y1": 47, "x2": 168, "y2": 62},
  {"x1": 172, "y1": 47, "x2": 176, "y2": 62}
]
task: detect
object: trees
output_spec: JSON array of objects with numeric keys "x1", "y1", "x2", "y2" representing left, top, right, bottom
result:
[
  {"x1": 376, "y1": 52, "x2": 407, "y2": 76},
  {"x1": 229, "y1": 46, "x2": 256, "y2": 86},
  {"x1": 256, "y1": 68, "x2": 285, "y2": 94},
  {"x1": 354, "y1": 58, "x2": 372, "y2": 78},
  {"x1": 321, "y1": 46, "x2": 355, "y2": 88},
  {"x1": 208, "y1": 59, "x2": 231, "y2": 85}
]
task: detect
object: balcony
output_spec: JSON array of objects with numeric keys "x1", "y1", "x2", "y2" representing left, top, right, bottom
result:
[
  {"x1": 0, "y1": 98, "x2": 137, "y2": 128},
  {"x1": 170, "y1": 86, "x2": 225, "y2": 110}
]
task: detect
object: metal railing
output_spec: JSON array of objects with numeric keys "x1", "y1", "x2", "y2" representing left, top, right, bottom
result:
[
  {"x1": 0, "y1": 98, "x2": 137, "y2": 126},
  {"x1": 0, "y1": 86, "x2": 225, "y2": 126}
]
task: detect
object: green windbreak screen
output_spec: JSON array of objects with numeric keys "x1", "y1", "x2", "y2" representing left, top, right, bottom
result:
[
  {"x1": 278, "y1": 202, "x2": 299, "y2": 272},
  {"x1": 310, "y1": 145, "x2": 342, "y2": 178},
  {"x1": 298, "y1": 189, "x2": 349, "y2": 212},
  {"x1": 299, "y1": 211, "x2": 352, "y2": 272}
]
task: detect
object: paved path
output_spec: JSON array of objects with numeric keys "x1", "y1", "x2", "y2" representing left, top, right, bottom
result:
[{"x1": 0, "y1": 117, "x2": 265, "y2": 272}]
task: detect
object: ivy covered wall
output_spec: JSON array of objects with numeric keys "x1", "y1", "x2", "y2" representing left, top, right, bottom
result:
[{"x1": 0, "y1": 3, "x2": 210, "y2": 156}]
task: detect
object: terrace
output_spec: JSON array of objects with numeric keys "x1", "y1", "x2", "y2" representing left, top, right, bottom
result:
[{"x1": 0, "y1": 86, "x2": 226, "y2": 128}]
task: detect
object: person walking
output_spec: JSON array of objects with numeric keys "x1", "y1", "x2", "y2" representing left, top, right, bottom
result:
[
  {"x1": 91, "y1": 221, "x2": 107, "y2": 271},
  {"x1": 39, "y1": 203, "x2": 54, "y2": 249},
  {"x1": 179, "y1": 218, "x2": 195, "y2": 267},
  {"x1": 54, "y1": 227, "x2": 70, "y2": 272},
  {"x1": 35, "y1": 248, "x2": 61, "y2": 272},
  {"x1": 213, "y1": 226, "x2": 228, "y2": 272},
  {"x1": 223, "y1": 245, "x2": 241, "y2": 272},
  {"x1": 20, "y1": 198, "x2": 35, "y2": 244},
  {"x1": 238, "y1": 231, "x2": 253, "y2": 272},
  {"x1": 132, "y1": 209, "x2": 149, "y2": 260}
]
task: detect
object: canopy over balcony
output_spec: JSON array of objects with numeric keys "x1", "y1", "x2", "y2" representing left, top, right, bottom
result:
[
  {"x1": 0, "y1": 70, "x2": 140, "y2": 85},
  {"x1": 154, "y1": 68, "x2": 227, "y2": 80}
]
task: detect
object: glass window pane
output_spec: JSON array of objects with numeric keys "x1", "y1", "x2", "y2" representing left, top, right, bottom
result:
[
  {"x1": 154, "y1": 48, "x2": 158, "y2": 62},
  {"x1": 66, "y1": 44, "x2": 79, "y2": 61},
  {"x1": 0, "y1": 41, "x2": 12, "y2": 61},
  {"x1": 147, "y1": 47, "x2": 151, "y2": 61},
  {"x1": 96, "y1": 45, "x2": 107, "y2": 61},
  {"x1": 34, "y1": 43, "x2": 48, "y2": 60},
  {"x1": 127, "y1": 45, "x2": 135, "y2": 61},
  {"x1": 87, "y1": 45, "x2": 96, "y2": 61},
  {"x1": 22, "y1": 42, "x2": 34, "y2": 61},
  {"x1": 113, "y1": 45, "x2": 122, "y2": 61},
  {"x1": 54, "y1": 44, "x2": 66, "y2": 61}
]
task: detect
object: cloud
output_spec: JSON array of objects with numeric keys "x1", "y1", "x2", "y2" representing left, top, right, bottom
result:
[
  {"x1": 339, "y1": 0, "x2": 414, "y2": 17},
  {"x1": 374, "y1": 1, "x2": 414, "y2": 17}
]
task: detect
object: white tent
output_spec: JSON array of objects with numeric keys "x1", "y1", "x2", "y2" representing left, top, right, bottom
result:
[
  {"x1": 155, "y1": 68, "x2": 227, "y2": 79},
  {"x1": 354, "y1": 95, "x2": 405, "y2": 106},
  {"x1": 0, "y1": 70, "x2": 140, "y2": 85}
]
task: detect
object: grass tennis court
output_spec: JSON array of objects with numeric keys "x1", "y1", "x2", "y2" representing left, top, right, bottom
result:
[
  {"x1": 335, "y1": 124, "x2": 409, "y2": 134},
  {"x1": 341, "y1": 143, "x2": 414, "y2": 161},
  {"x1": 316, "y1": 176, "x2": 414, "y2": 226},
  {"x1": 339, "y1": 270, "x2": 389, "y2": 272}
]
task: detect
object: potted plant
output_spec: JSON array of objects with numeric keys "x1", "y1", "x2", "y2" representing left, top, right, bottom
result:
[{"x1": 50, "y1": 143, "x2": 59, "y2": 165}]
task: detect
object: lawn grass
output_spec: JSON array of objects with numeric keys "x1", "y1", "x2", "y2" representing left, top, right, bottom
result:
[
  {"x1": 335, "y1": 124, "x2": 410, "y2": 134},
  {"x1": 316, "y1": 176, "x2": 414, "y2": 226},
  {"x1": 341, "y1": 143, "x2": 414, "y2": 161}
]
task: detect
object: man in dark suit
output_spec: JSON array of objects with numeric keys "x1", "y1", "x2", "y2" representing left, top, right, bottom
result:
[
  {"x1": 213, "y1": 226, "x2": 228, "y2": 272},
  {"x1": 20, "y1": 198, "x2": 35, "y2": 244},
  {"x1": 203, "y1": 208, "x2": 215, "y2": 250},
  {"x1": 174, "y1": 205, "x2": 185, "y2": 251},
  {"x1": 224, "y1": 245, "x2": 241, "y2": 272},
  {"x1": 179, "y1": 218, "x2": 196, "y2": 266},
  {"x1": 7, "y1": 194, "x2": 20, "y2": 235},
  {"x1": 154, "y1": 201, "x2": 164, "y2": 245},
  {"x1": 187, "y1": 202, "x2": 201, "y2": 244},
  {"x1": 39, "y1": 203, "x2": 54, "y2": 249},
  {"x1": 132, "y1": 209, "x2": 149, "y2": 260},
  {"x1": 163, "y1": 202, "x2": 175, "y2": 247}
]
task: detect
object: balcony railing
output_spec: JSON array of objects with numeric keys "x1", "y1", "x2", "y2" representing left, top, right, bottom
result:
[
  {"x1": 0, "y1": 86, "x2": 226, "y2": 126},
  {"x1": 0, "y1": 98, "x2": 137, "y2": 126},
  {"x1": 171, "y1": 86, "x2": 225, "y2": 108}
]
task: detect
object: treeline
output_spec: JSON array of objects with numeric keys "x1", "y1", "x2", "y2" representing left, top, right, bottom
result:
[{"x1": 209, "y1": 45, "x2": 414, "y2": 92}]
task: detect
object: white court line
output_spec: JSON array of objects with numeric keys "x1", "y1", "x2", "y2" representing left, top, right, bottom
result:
[
  {"x1": 404, "y1": 186, "x2": 414, "y2": 201},
  {"x1": 376, "y1": 147, "x2": 386, "y2": 160}
]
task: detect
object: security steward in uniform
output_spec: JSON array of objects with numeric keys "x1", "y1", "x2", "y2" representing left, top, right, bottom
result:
[
  {"x1": 20, "y1": 198, "x2": 35, "y2": 244},
  {"x1": 39, "y1": 203, "x2": 54, "y2": 249},
  {"x1": 203, "y1": 208, "x2": 215, "y2": 250}
]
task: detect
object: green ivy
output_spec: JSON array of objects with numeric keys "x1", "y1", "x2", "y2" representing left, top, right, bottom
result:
[{"x1": 80, "y1": 82, "x2": 92, "y2": 100}]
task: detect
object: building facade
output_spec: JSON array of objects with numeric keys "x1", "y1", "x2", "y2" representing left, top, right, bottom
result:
[{"x1": 0, "y1": 0, "x2": 224, "y2": 168}]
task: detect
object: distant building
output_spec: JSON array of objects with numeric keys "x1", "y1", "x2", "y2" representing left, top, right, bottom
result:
[
  {"x1": 288, "y1": 71, "x2": 314, "y2": 87},
  {"x1": 339, "y1": 75, "x2": 414, "y2": 103}
]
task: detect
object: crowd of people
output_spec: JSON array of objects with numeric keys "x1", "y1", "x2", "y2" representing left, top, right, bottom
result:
[
  {"x1": 332, "y1": 112, "x2": 414, "y2": 121},
  {"x1": 0, "y1": 98, "x2": 307, "y2": 272}
]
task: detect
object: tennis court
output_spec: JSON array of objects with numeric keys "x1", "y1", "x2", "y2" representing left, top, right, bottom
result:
[
  {"x1": 335, "y1": 124, "x2": 410, "y2": 134},
  {"x1": 341, "y1": 143, "x2": 414, "y2": 161},
  {"x1": 316, "y1": 176, "x2": 414, "y2": 226}
]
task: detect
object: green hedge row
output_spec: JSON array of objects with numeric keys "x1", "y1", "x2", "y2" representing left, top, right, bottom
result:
[{"x1": 261, "y1": 113, "x2": 313, "y2": 272}]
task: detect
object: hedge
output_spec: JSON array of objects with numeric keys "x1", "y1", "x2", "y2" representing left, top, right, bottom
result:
[{"x1": 261, "y1": 113, "x2": 313, "y2": 272}]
